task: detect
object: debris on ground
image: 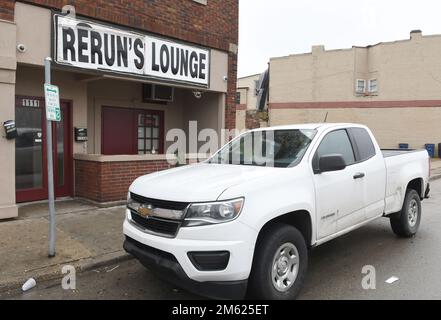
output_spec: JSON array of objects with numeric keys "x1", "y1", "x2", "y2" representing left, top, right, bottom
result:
[
  {"x1": 106, "y1": 265, "x2": 119, "y2": 273},
  {"x1": 385, "y1": 276, "x2": 399, "y2": 284},
  {"x1": 22, "y1": 278, "x2": 36, "y2": 292}
]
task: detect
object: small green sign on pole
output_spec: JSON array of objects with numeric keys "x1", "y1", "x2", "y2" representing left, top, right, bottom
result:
[{"x1": 44, "y1": 83, "x2": 61, "y2": 122}]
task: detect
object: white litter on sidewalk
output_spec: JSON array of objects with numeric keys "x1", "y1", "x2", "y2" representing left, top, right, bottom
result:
[
  {"x1": 22, "y1": 278, "x2": 36, "y2": 292},
  {"x1": 385, "y1": 276, "x2": 399, "y2": 284}
]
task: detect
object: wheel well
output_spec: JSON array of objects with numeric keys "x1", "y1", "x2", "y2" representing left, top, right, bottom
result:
[
  {"x1": 407, "y1": 178, "x2": 423, "y2": 198},
  {"x1": 258, "y1": 210, "x2": 312, "y2": 248}
]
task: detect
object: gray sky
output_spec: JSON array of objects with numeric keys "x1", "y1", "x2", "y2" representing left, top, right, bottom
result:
[{"x1": 238, "y1": 0, "x2": 441, "y2": 77}]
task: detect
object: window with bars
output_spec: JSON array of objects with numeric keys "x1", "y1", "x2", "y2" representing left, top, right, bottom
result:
[{"x1": 137, "y1": 111, "x2": 163, "y2": 154}]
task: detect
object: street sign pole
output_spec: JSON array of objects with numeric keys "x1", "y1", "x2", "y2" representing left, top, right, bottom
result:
[{"x1": 45, "y1": 57, "x2": 56, "y2": 258}]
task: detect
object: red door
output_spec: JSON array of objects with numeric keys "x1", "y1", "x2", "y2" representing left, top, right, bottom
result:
[{"x1": 15, "y1": 96, "x2": 73, "y2": 203}]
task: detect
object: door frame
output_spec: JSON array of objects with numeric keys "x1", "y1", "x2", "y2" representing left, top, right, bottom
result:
[
  {"x1": 53, "y1": 99, "x2": 74, "y2": 198},
  {"x1": 15, "y1": 95, "x2": 74, "y2": 203}
]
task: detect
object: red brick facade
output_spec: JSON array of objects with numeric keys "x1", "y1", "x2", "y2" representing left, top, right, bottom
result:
[
  {"x1": 3, "y1": 0, "x2": 238, "y2": 130},
  {"x1": 0, "y1": 0, "x2": 14, "y2": 21},
  {"x1": 75, "y1": 160, "x2": 175, "y2": 202},
  {"x1": 245, "y1": 111, "x2": 260, "y2": 130}
]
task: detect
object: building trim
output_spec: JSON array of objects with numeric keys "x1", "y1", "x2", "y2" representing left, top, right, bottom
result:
[
  {"x1": 269, "y1": 100, "x2": 441, "y2": 110},
  {"x1": 236, "y1": 104, "x2": 247, "y2": 110}
]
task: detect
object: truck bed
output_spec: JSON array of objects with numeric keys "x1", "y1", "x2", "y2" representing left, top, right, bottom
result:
[
  {"x1": 382, "y1": 148, "x2": 429, "y2": 215},
  {"x1": 381, "y1": 149, "x2": 423, "y2": 158}
]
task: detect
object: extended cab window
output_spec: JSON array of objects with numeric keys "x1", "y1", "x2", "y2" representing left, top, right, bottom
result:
[
  {"x1": 349, "y1": 128, "x2": 376, "y2": 161},
  {"x1": 209, "y1": 129, "x2": 317, "y2": 168},
  {"x1": 313, "y1": 130, "x2": 355, "y2": 170}
]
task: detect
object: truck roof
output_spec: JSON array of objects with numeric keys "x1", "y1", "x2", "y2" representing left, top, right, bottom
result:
[{"x1": 250, "y1": 123, "x2": 365, "y2": 132}]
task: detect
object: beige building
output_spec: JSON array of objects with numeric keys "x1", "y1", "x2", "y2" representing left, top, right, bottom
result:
[
  {"x1": 0, "y1": 1, "x2": 238, "y2": 220},
  {"x1": 268, "y1": 30, "x2": 441, "y2": 153},
  {"x1": 237, "y1": 73, "x2": 262, "y2": 110},
  {"x1": 236, "y1": 74, "x2": 261, "y2": 130},
  {"x1": 236, "y1": 73, "x2": 270, "y2": 130}
]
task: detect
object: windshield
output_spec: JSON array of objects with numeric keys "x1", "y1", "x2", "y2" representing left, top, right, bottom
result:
[{"x1": 208, "y1": 129, "x2": 317, "y2": 168}]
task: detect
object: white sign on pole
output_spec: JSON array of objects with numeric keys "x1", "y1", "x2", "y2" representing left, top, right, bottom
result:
[{"x1": 44, "y1": 84, "x2": 61, "y2": 122}]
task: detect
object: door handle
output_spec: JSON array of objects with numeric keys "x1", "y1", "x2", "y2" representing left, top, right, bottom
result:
[{"x1": 353, "y1": 172, "x2": 365, "y2": 180}]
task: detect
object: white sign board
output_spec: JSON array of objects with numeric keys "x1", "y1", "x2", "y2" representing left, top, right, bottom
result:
[
  {"x1": 44, "y1": 84, "x2": 61, "y2": 122},
  {"x1": 53, "y1": 15, "x2": 210, "y2": 87}
]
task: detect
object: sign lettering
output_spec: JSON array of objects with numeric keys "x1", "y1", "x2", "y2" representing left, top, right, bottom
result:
[{"x1": 54, "y1": 15, "x2": 210, "y2": 87}]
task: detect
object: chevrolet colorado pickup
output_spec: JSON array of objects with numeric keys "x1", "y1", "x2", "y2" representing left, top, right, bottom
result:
[{"x1": 123, "y1": 123, "x2": 430, "y2": 300}]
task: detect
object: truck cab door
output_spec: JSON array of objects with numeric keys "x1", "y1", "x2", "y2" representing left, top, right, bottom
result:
[
  {"x1": 312, "y1": 129, "x2": 365, "y2": 239},
  {"x1": 347, "y1": 127, "x2": 387, "y2": 221}
]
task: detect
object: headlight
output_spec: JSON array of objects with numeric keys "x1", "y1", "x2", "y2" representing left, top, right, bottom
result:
[
  {"x1": 183, "y1": 198, "x2": 244, "y2": 227},
  {"x1": 127, "y1": 193, "x2": 141, "y2": 212}
]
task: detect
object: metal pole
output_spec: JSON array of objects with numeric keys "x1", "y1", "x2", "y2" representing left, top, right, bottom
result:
[{"x1": 45, "y1": 57, "x2": 56, "y2": 258}]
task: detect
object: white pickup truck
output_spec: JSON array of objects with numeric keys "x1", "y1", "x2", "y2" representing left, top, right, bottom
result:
[{"x1": 123, "y1": 123, "x2": 430, "y2": 300}]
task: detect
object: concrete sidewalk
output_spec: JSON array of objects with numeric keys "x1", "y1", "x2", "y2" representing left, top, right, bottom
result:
[
  {"x1": 431, "y1": 158, "x2": 441, "y2": 180},
  {"x1": 0, "y1": 200, "x2": 130, "y2": 293}
]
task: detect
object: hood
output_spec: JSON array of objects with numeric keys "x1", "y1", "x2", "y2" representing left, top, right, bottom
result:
[{"x1": 129, "y1": 163, "x2": 279, "y2": 202}]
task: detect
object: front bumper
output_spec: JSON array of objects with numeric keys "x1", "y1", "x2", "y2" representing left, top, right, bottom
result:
[
  {"x1": 123, "y1": 210, "x2": 258, "y2": 298},
  {"x1": 123, "y1": 236, "x2": 247, "y2": 300}
]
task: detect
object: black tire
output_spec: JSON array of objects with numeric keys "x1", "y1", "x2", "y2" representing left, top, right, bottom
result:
[
  {"x1": 248, "y1": 223, "x2": 308, "y2": 300},
  {"x1": 390, "y1": 189, "x2": 421, "y2": 238}
]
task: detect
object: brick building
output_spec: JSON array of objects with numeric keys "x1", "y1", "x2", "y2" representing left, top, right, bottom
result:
[{"x1": 0, "y1": 0, "x2": 238, "y2": 219}]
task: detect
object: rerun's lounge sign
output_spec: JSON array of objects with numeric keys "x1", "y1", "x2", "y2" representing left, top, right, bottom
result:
[{"x1": 53, "y1": 15, "x2": 210, "y2": 87}]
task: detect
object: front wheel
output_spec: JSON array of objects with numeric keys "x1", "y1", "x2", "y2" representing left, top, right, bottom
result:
[
  {"x1": 390, "y1": 189, "x2": 422, "y2": 238},
  {"x1": 248, "y1": 224, "x2": 308, "y2": 300}
]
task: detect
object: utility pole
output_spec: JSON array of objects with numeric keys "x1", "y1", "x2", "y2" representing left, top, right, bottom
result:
[{"x1": 45, "y1": 57, "x2": 56, "y2": 257}]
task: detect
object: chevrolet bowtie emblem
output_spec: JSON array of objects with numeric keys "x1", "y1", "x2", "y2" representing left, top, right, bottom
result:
[{"x1": 138, "y1": 204, "x2": 154, "y2": 218}]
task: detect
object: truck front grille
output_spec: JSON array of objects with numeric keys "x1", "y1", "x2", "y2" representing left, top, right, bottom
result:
[
  {"x1": 130, "y1": 210, "x2": 181, "y2": 237},
  {"x1": 130, "y1": 193, "x2": 189, "y2": 211},
  {"x1": 129, "y1": 193, "x2": 190, "y2": 237}
]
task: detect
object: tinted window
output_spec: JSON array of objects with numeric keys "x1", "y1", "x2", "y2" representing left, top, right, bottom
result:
[
  {"x1": 350, "y1": 128, "x2": 376, "y2": 161},
  {"x1": 314, "y1": 130, "x2": 355, "y2": 168}
]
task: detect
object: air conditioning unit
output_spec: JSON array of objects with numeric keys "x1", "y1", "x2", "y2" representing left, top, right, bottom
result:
[{"x1": 143, "y1": 83, "x2": 174, "y2": 103}]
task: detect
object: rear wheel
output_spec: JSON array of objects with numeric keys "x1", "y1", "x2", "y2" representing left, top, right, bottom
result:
[
  {"x1": 390, "y1": 189, "x2": 421, "y2": 238},
  {"x1": 248, "y1": 224, "x2": 308, "y2": 300}
]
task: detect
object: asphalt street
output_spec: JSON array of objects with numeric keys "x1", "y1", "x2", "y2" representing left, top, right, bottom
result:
[{"x1": 3, "y1": 179, "x2": 441, "y2": 300}]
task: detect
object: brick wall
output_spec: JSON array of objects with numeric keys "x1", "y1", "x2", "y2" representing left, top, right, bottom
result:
[
  {"x1": 226, "y1": 53, "x2": 238, "y2": 130},
  {"x1": 12, "y1": 0, "x2": 237, "y2": 51},
  {"x1": 245, "y1": 110, "x2": 269, "y2": 130},
  {"x1": 75, "y1": 159, "x2": 174, "y2": 202},
  {"x1": 0, "y1": 0, "x2": 14, "y2": 20}
]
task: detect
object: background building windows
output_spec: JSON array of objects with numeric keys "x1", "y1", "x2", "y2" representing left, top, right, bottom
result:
[
  {"x1": 355, "y1": 79, "x2": 366, "y2": 94},
  {"x1": 368, "y1": 79, "x2": 378, "y2": 93},
  {"x1": 236, "y1": 92, "x2": 241, "y2": 104}
]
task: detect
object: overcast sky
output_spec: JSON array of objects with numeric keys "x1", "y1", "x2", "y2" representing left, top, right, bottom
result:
[{"x1": 238, "y1": 0, "x2": 441, "y2": 77}]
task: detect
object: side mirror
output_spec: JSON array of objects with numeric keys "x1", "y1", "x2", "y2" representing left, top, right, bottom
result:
[{"x1": 318, "y1": 154, "x2": 346, "y2": 173}]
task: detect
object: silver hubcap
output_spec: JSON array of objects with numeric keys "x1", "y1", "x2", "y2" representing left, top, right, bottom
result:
[
  {"x1": 271, "y1": 242, "x2": 299, "y2": 292},
  {"x1": 408, "y1": 199, "x2": 419, "y2": 227}
]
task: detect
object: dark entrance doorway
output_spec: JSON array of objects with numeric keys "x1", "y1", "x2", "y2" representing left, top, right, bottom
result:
[{"x1": 15, "y1": 96, "x2": 73, "y2": 203}]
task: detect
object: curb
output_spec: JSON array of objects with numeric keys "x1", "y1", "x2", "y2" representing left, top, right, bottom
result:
[
  {"x1": 79, "y1": 251, "x2": 133, "y2": 272},
  {"x1": 0, "y1": 251, "x2": 133, "y2": 294},
  {"x1": 430, "y1": 173, "x2": 441, "y2": 181}
]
